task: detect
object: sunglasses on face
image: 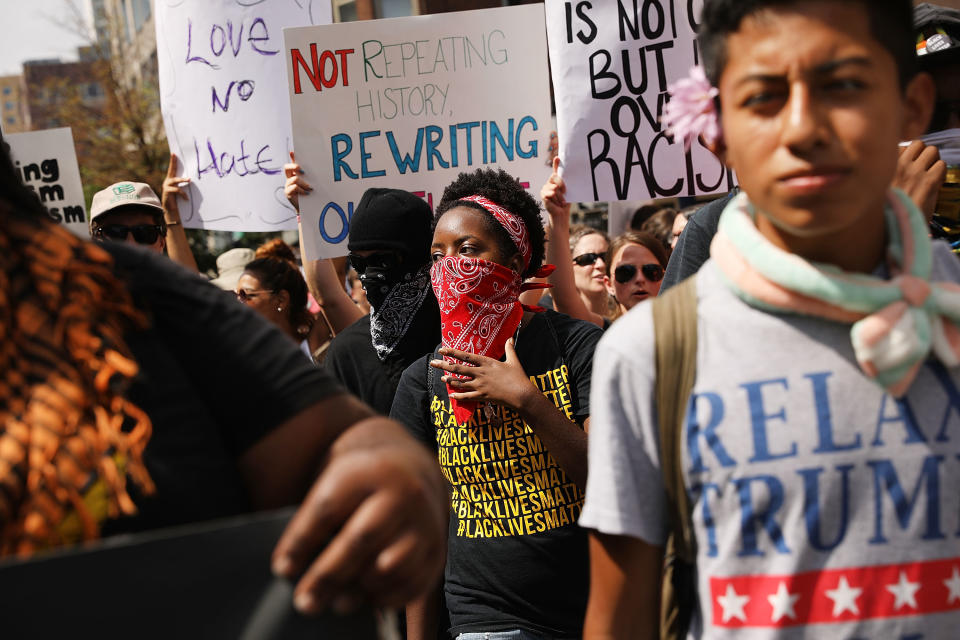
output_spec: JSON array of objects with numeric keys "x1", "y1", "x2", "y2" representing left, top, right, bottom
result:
[
  {"x1": 234, "y1": 288, "x2": 273, "y2": 303},
  {"x1": 572, "y1": 252, "x2": 604, "y2": 267},
  {"x1": 614, "y1": 263, "x2": 664, "y2": 284},
  {"x1": 94, "y1": 223, "x2": 164, "y2": 245},
  {"x1": 348, "y1": 252, "x2": 400, "y2": 274}
]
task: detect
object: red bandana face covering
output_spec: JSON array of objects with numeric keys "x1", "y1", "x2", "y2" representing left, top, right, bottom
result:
[
  {"x1": 431, "y1": 256, "x2": 524, "y2": 425},
  {"x1": 430, "y1": 195, "x2": 556, "y2": 424}
]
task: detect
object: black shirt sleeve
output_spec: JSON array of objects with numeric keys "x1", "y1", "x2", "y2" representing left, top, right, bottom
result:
[
  {"x1": 547, "y1": 311, "x2": 603, "y2": 423},
  {"x1": 106, "y1": 243, "x2": 344, "y2": 456}
]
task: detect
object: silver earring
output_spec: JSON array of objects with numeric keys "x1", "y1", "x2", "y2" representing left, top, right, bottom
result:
[{"x1": 277, "y1": 307, "x2": 283, "y2": 313}]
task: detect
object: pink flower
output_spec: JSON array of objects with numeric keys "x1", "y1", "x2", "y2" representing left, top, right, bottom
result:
[{"x1": 661, "y1": 66, "x2": 720, "y2": 152}]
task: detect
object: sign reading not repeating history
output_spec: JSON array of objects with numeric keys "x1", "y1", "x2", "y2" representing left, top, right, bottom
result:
[
  {"x1": 6, "y1": 127, "x2": 88, "y2": 237},
  {"x1": 284, "y1": 5, "x2": 553, "y2": 260},
  {"x1": 156, "y1": 0, "x2": 331, "y2": 231},
  {"x1": 545, "y1": 0, "x2": 734, "y2": 202}
]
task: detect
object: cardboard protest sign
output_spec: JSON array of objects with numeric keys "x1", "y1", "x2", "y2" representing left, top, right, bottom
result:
[
  {"x1": 545, "y1": 0, "x2": 734, "y2": 202},
  {"x1": 156, "y1": 0, "x2": 331, "y2": 231},
  {"x1": 284, "y1": 5, "x2": 553, "y2": 259},
  {"x1": 5, "y1": 127, "x2": 88, "y2": 237}
]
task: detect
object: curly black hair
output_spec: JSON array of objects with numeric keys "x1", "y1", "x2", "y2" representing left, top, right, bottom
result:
[{"x1": 435, "y1": 168, "x2": 546, "y2": 279}]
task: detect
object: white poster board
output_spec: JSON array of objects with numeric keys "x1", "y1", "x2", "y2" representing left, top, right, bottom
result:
[
  {"x1": 6, "y1": 127, "x2": 88, "y2": 237},
  {"x1": 284, "y1": 5, "x2": 554, "y2": 259},
  {"x1": 156, "y1": 0, "x2": 331, "y2": 231},
  {"x1": 545, "y1": 0, "x2": 734, "y2": 202}
]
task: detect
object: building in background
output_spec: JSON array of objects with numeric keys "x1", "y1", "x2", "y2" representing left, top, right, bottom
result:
[
  {"x1": 96, "y1": 0, "x2": 157, "y2": 89},
  {"x1": 0, "y1": 76, "x2": 27, "y2": 133},
  {"x1": 21, "y1": 57, "x2": 106, "y2": 132}
]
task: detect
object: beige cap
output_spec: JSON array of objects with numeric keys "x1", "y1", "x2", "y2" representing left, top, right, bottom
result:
[
  {"x1": 210, "y1": 247, "x2": 256, "y2": 291},
  {"x1": 90, "y1": 182, "x2": 163, "y2": 223}
]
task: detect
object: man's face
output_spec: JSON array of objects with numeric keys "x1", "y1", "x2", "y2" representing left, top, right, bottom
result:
[
  {"x1": 91, "y1": 208, "x2": 166, "y2": 254},
  {"x1": 718, "y1": 2, "x2": 932, "y2": 240}
]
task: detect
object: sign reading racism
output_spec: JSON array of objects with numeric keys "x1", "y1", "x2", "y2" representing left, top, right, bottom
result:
[
  {"x1": 6, "y1": 127, "x2": 88, "y2": 237},
  {"x1": 156, "y1": 0, "x2": 331, "y2": 231},
  {"x1": 545, "y1": 0, "x2": 734, "y2": 202},
  {"x1": 284, "y1": 5, "x2": 553, "y2": 259}
]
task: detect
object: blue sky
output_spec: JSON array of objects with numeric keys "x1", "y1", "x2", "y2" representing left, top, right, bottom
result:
[{"x1": 0, "y1": 1, "x2": 91, "y2": 77}]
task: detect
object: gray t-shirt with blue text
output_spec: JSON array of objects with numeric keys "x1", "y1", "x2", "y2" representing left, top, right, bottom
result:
[{"x1": 581, "y1": 244, "x2": 960, "y2": 639}]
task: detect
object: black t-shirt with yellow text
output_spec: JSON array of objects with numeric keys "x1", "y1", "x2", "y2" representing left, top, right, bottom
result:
[{"x1": 391, "y1": 310, "x2": 601, "y2": 638}]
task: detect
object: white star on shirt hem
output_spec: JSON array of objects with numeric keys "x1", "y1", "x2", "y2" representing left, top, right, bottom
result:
[
  {"x1": 886, "y1": 571, "x2": 921, "y2": 610},
  {"x1": 767, "y1": 581, "x2": 800, "y2": 622},
  {"x1": 825, "y1": 576, "x2": 862, "y2": 617},
  {"x1": 718, "y1": 584, "x2": 750, "y2": 623},
  {"x1": 944, "y1": 567, "x2": 960, "y2": 605}
]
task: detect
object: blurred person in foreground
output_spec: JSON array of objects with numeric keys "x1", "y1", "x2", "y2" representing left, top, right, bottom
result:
[
  {"x1": 0, "y1": 138, "x2": 446, "y2": 615},
  {"x1": 582, "y1": 1, "x2": 958, "y2": 638}
]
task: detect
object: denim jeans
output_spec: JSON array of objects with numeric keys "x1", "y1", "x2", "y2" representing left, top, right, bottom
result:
[{"x1": 456, "y1": 630, "x2": 551, "y2": 640}]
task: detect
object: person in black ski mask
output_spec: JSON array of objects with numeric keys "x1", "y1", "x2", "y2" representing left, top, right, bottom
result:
[{"x1": 324, "y1": 188, "x2": 441, "y2": 415}]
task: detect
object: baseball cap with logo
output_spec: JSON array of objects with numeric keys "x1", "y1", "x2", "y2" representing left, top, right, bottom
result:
[{"x1": 90, "y1": 182, "x2": 164, "y2": 225}]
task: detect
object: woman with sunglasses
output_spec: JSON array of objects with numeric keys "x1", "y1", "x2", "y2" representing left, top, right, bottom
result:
[
  {"x1": 605, "y1": 231, "x2": 669, "y2": 320},
  {"x1": 236, "y1": 241, "x2": 318, "y2": 357},
  {"x1": 392, "y1": 168, "x2": 602, "y2": 640},
  {"x1": 541, "y1": 157, "x2": 613, "y2": 328}
]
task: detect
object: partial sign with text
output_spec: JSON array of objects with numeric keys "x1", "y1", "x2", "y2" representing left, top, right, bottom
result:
[
  {"x1": 156, "y1": 0, "x2": 331, "y2": 231},
  {"x1": 6, "y1": 127, "x2": 88, "y2": 237},
  {"x1": 284, "y1": 4, "x2": 553, "y2": 259},
  {"x1": 545, "y1": 0, "x2": 734, "y2": 202}
]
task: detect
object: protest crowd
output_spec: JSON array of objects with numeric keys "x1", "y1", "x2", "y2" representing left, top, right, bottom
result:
[{"x1": 3, "y1": 0, "x2": 960, "y2": 638}]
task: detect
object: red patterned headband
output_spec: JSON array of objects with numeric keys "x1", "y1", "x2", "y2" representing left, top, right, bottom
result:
[{"x1": 460, "y1": 195, "x2": 531, "y2": 271}]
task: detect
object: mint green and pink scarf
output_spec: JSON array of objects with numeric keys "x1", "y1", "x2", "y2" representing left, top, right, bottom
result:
[{"x1": 711, "y1": 189, "x2": 960, "y2": 397}]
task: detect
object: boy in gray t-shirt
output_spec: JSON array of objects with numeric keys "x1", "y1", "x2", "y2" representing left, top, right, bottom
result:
[{"x1": 580, "y1": 1, "x2": 960, "y2": 638}]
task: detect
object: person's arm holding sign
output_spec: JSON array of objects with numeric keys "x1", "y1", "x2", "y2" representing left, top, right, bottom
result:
[
  {"x1": 284, "y1": 152, "x2": 364, "y2": 332},
  {"x1": 541, "y1": 158, "x2": 606, "y2": 328},
  {"x1": 160, "y1": 154, "x2": 199, "y2": 272}
]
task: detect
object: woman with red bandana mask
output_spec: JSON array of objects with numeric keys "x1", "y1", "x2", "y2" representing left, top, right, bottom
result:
[{"x1": 390, "y1": 168, "x2": 603, "y2": 640}]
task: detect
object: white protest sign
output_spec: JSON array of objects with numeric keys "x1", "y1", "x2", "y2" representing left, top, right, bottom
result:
[
  {"x1": 6, "y1": 127, "x2": 88, "y2": 237},
  {"x1": 284, "y1": 5, "x2": 554, "y2": 259},
  {"x1": 156, "y1": 0, "x2": 331, "y2": 231},
  {"x1": 545, "y1": 0, "x2": 734, "y2": 202}
]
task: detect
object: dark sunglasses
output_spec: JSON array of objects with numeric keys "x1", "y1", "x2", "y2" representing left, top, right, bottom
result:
[
  {"x1": 572, "y1": 252, "x2": 604, "y2": 267},
  {"x1": 614, "y1": 263, "x2": 664, "y2": 284},
  {"x1": 95, "y1": 223, "x2": 164, "y2": 245},
  {"x1": 234, "y1": 288, "x2": 273, "y2": 303},
  {"x1": 348, "y1": 252, "x2": 400, "y2": 274}
]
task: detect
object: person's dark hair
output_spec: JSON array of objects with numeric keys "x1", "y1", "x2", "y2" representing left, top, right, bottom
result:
[
  {"x1": 255, "y1": 237, "x2": 297, "y2": 263},
  {"x1": 435, "y1": 168, "x2": 546, "y2": 278},
  {"x1": 605, "y1": 231, "x2": 670, "y2": 276},
  {"x1": 629, "y1": 204, "x2": 663, "y2": 231},
  {"x1": 244, "y1": 239, "x2": 313, "y2": 337},
  {"x1": 640, "y1": 209, "x2": 677, "y2": 254},
  {"x1": 0, "y1": 136, "x2": 53, "y2": 224},
  {"x1": 698, "y1": 0, "x2": 918, "y2": 91}
]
